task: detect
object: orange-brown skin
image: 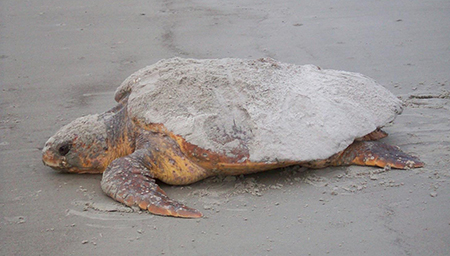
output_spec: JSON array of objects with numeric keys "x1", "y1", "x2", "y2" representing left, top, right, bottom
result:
[{"x1": 43, "y1": 103, "x2": 424, "y2": 218}]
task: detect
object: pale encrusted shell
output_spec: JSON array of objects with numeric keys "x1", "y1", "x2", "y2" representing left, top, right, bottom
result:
[{"x1": 116, "y1": 57, "x2": 402, "y2": 162}]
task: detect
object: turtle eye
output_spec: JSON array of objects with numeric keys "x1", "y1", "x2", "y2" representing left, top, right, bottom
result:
[{"x1": 58, "y1": 143, "x2": 71, "y2": 156}]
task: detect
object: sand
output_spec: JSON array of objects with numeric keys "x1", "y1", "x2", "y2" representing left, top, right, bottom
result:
[{"x1": 1, "y1": 0, "x2": 449, "y2": 255}]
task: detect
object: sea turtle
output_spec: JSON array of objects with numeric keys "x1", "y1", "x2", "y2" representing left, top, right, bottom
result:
[{"x1": 42, "y1": 57, "x2": 423, "y2": 218}]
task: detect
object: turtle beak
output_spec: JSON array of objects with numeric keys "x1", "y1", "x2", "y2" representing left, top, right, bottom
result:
[
  {"x1": 42, "y1": 140, "x2": 55, "y2": 167},
  {"x1": 42, "y1": 147, "x2": 66, "y2": 170},
  {"x1": 42, "y1": 150, "x2": 53, "y2": 167},
  {"x1": 42, "y1": 139, "x2": 70, "y2": 172}
]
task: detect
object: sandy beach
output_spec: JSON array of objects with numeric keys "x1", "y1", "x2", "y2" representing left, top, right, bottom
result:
[{"x1": 1, "y1": 0, "x2": 449, "y2": 255}]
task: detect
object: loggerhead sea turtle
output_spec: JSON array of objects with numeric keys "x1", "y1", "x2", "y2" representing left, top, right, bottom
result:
[{"x1": 42, "y1": 57, "x2": 423, "y2": 218}]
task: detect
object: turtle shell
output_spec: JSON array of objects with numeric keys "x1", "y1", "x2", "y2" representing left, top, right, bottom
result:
[{"x1": 116, "y1": 57, "x2": 402, "y2": 163}]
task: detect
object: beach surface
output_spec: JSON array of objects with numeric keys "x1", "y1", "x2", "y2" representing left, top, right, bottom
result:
[{"x1": 1, "y1": 0, "x2": 449, "y2": 255}]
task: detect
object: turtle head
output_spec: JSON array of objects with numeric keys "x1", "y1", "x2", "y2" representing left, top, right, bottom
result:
[{"x1": 42, "y1": 114, "x2": 112, "y2": 174}]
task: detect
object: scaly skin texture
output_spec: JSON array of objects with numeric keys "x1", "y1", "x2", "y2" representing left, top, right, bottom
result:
[
  {"x1": 42, "y1": 102, "x2": 135, "y2": 174},
  {"x1": 43, "y1": 102, "x2": 424, "y2": 218}
]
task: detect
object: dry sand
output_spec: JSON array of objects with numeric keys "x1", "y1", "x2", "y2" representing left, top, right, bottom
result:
[{"x1": 1, "y1": 0, "x2": 449, "y2": 255}]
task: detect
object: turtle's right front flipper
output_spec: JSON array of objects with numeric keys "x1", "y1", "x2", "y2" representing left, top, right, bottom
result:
[{"x1": 100, "y1": 152, "x2": 203, "y2": 218}]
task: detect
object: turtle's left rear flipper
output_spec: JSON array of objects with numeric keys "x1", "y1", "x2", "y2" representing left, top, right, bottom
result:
[
  {"x1": 101, "y1": 154, "x2": 203, "y2": 218},
  {"x1": 335, "y1": 141, "x2": 424, "y2": 169}
]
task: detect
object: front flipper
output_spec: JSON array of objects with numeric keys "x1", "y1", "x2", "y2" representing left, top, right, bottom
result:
[
  {"x1": 100, "y1": 153, "x2": 202, "y2": 218},
  {"x1": 335, "y1": 141, "x2": 424, "y2": 169}
]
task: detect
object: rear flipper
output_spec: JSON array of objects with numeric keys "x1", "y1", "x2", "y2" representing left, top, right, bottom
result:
[
  {"x1": 335, "y1": 141, "x2": 424, "y2": 169},
  {"x1": 101, "y1": 154, "x2": 202, "y2": 218}
]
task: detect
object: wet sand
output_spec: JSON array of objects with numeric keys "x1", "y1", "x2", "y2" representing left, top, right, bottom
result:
[{"x1": 1, "y1": 1, "x2": 449, "y2": 255}]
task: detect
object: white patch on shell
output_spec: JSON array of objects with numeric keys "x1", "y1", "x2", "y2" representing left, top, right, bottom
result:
[{"x1": 117, "y1": 58, "x2": 402, "y2": 162}]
